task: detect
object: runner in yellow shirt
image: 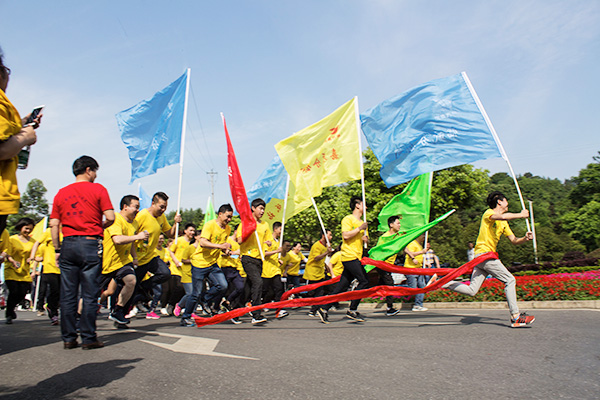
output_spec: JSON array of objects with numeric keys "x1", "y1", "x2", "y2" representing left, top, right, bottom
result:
[
  {"x1": 303, "y1": 230, "x2": 334, "y2": 317},
  {"x1": 235, "y1": 198, "x2": 272, "y2": 325},
  {"x1": 180, "y1": 204, "x2": 232, "y2": 327},
  {"x1": 373, "y1": 216, "x2": 403, "y2": 316},
  {"x1": 444, "y1": 191, "x2": 535, "y2": 328},
  {"x1": 99, "y1": 195, "x2": 149, "y2": 326},
  {"x1": 283, "y1": 242, "x2": 305, "y2": 291},
  {"x1": 261, "y1": 222, "x2": 289, "y2": 319},
  {"x1": 30, "y1": 228, "x2": 62, "y2": 325},
  {"x1": 163, "y1": 224, "x2": 194, "y2": 315},
  {"x1": 4, "y1": 218, "x2": 35, "y2": 324},
  {"x1": 316, "y1": 196, "x2": 369, "y2": 324},
  {"x1": 219, "y1": 232, "x2": 246, "y2": 324},
  {"x1": 131, "y1": 191, "x2": 181, "y2": 318}
]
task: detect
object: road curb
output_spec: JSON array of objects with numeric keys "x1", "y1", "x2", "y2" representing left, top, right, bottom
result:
[{"x1": 354, "y1": 300, "x2": 600, "y2": 310}]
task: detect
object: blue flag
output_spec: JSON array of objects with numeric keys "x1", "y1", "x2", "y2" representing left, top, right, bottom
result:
[
  {"x1": 360, "y1": 72, "x2": 502, "y2": 188},
  {"x1": 247, "y1": 155, "x2": 287, "y2": 203},
  {"x1": 117, "y1": 71, "x2": 188, "y2": 183},
  {"x1": 138, "y1": 184, "x2": 151, "y2": 210}
]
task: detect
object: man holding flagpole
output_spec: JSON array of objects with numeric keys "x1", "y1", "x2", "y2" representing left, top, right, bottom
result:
[
  {"x1": 316, "y1": 196, "x2": 369, "y2": 324},
  {"x1": 236, "y1": 198, "x2": 272, "y2": 325},
  {"x1": 131, "y1": 192, "x2": 181, "y2": 318},
  {"x1": 444, "y1": 191, "x2": 535, "y2": 328}
]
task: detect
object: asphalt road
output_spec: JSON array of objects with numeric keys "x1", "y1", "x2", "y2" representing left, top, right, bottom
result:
[{"x1": 1, "y1": 307, "x2": 598, "y2": 399}]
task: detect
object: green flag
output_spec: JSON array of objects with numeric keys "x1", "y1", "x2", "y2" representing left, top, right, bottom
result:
[
  {"x1": 377, "y1": 172, "x2": 432, "y2": 232},
  {"x1": 366, "y1": 209, "x2": 454, "y2": 272},
  {"x1": 204, "y1": 197, "x2": 216, "y2": 225}
]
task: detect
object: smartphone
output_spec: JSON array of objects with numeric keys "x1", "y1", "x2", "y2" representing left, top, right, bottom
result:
[{"x1": 25, "y1": 105, "x2": 44, "y2": 125}]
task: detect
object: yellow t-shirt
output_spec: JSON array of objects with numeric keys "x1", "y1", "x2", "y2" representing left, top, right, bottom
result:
[
  {"x1": 341, "y1": 214, "x2": 365, "y2": 261},
  {"x1": 237, "y1": 220, "x2": 273, "y2": 259},
  {"x1": 261, "y1": 238, "x2": 281, "y2": 278},
  {"x1": 285, "y1": 251, "x2": 305, "y2": 276},
  {"x1": 330, "y1": 251, "x2": 344, "y2": 276},
  {"x1": 379, "y1": 231, "x2": 399, "y2": 265},
  {"x1": 191, "y1": 219, "x2": 231, "y2": 268},
  {"x1": 169, "y1": 239, "x2": 192, "y2": 278},
  {"x1": 102, "y1": 213, "x2": 138, "y2": 274},
  {"x1": 278, "y1": 252, "x2": 289, "y2": 274},
  {"x1": 303, "y1": 240, "x2": 328, "y2": 281},
  {"x1": 0, "y1": 89, "x2": 22, "y2": 214},
  {"x1": 4, "y1": 234, "x2": 35, "y2": 282},
  {"x1": 404, "y1": 240, "x2": 423, "y2": 268},
  {"x1": 134, "y1": 208, "x2": 172, "y2": 265},
  {"x1": 37, "y1": 228, "x2": 61, "y2": 274},
  {"x1": 474, "y1": 209, "x2": 515, "y2": 254},
  {"x1": 218, "y1": 238, "x2": 246, "y2": 278}
]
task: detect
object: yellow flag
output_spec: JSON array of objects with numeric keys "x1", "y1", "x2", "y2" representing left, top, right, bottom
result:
[
  {"x1": 262, "y1": 183, "x2": 312, "y2": 227},
  {"x1": 275, "y1": 97, "x2": 361, "y2": 204},
  {"x1": 31, "y1": 217, "x2": 47, "y2": 242}
]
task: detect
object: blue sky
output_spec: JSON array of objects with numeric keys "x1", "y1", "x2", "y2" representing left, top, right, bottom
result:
[{"x1": 1, "y1": 1, "x2": 599, "y2": 212}]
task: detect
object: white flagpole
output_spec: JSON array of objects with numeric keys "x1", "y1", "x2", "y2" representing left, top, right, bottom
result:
[
  {"x1": 528, "y1": 200, "x2": 539, "y2": 264},
  {"x1": 353, "y1": 96, "x2": 368, "y2": 248},
  {"x1": 462, "y1": 71, "x2": 531, "y2": 232},
  {"x1": 280, "y1": 174, "x2": 290, "y2": 247},
  {"x1": 174, "y1": 68, "x2": 191, "y2": 243},
  {"x1": 423, "y1": 172, "x2": 434, "y2": 248},
  {"x1": 311, "y1": 197, "x2": 331, "y2": 248}
]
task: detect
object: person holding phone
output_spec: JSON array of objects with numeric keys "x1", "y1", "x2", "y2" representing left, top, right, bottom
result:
[{"x1": 0, "y1": 47, "x2": 40, "y2": 235}]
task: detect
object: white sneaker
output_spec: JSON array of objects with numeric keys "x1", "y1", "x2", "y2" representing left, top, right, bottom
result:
[
  {"x1": 125, "y1": 306, "x2": 138, "y2": 319},
  {"x1": 412, "y1": 306, "x2": 429, "y2": 312},
  {"x1": 160, "y1": 307, "x2": 169, "y2": 316}
]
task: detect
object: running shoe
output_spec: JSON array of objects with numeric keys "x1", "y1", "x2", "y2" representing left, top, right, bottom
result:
[
  {"x1": 386, "y1": 307, "x2": 401, "y2": 316},
  {"x1": 412, "y1": 306, "x2": 429, "y2": 312},
  {"x1": 109, "y1": 309, "x2": 130, "y2": 325},
  {"x1": 125, "y1": 307, "x2": 138, "y2": 319},
  {"x1": 231, "y1": 317, "x2": 242, "y2": 324},
  {"x1": 37, "y1": 310, "x2": 45, "y2": 317},
  {"x1": 173, "y1": 303, "x2": 182, "y2": 317},
  {"x1": 346, "y1": 310, "x2": 365, "y2": 322},
  {"x1": 307, "y1": 311, "x2": 316, "y2": 317},
  {"x1": 180, "y1": 317, "x2": 196, "y2": 327},
  {"x1": 511, "y1": 312, "x2": 535, "y2": 328},
  {"x1": 316, "y1": 308, "x2": 330, "y2": 324},
  {"x1": 51, "y1": 316, "x2": 59, "y2": 326},
  {"x1": 275, "y1": 309, "x2": 289, "y2": 319},
  {"x1": 145, "y1": 311, "x2": 161, "y2": 320},
  {"x1": 6, "y1": 316, "x2": 12, "y2": 324},
  {"x1": 252, "y1": 316, "x2": 268, "y2": 325},
  {"x1": 160, "y1": 307, "x2": 170, "y2": 316}
]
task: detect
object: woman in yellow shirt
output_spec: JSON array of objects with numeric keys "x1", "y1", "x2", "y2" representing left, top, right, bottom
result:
[
  {"x1": 283, "y1": 242, "x2": 305, "y2": 290},
  {"x1": 0, "y1": 52, "x2": 40, "y2": 235},
  {"x1": 4, "y1": 217, "x2": 36, "y2": 324}
]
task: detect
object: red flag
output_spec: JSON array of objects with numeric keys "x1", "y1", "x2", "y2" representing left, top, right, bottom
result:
[{"x1": 222, "y1": 113, "x2": 256, "y2": 242}]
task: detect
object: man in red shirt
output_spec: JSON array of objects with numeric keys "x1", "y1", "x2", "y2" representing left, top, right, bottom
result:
[{"x1": 50, "y1": 156, "x2": 115, "y2": 350}]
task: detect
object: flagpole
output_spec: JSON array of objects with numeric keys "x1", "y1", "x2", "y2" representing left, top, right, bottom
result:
[
  {"x1": 423, "y1": 172, "x2": 434, "y2": 248},
  {"x1": 528, "y1": 200, "x2": 539, "y2": 264},
  {"x1": 462, "y1": 72, "x2": 531, "y2": 232},
  {"x1": 353, "y1": 96, "x2": 368, "y2": 248},
  {"x1": 311, "y1": 197, "x2": 331, "y2": 248},
  {"x1": 280, "y1": 174, "x2": 290, "y2": 247},
  {"x1": 174, "y1": 68, "x2": 191, "y2": 243}
]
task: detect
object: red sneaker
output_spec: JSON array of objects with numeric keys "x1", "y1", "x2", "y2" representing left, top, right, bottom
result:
[{"x1": 511, "y1": 312, "x2": 535, "y2": 328}]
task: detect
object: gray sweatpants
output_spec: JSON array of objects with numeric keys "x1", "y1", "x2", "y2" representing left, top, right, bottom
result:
[{"x1": 444, "y1": 258, "x2": 518, "y2": 315}]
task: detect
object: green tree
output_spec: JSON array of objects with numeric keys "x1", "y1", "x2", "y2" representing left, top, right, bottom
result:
[
  {"x1": 8, "y1": 178, "x2": 49, "y2": 233},
  {"x1": 569, "y1": 152, "x2": 600, "y2": 208},
  {"x1": 562, "y1": 200, "x2": 600, "y2": 252}
]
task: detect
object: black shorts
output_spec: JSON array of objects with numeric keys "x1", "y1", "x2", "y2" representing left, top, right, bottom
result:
[{"x1": 100, "y1": 263, "x2": 136, "y2": 289}]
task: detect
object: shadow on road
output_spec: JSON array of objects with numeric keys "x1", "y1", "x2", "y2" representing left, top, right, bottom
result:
[{"x1": 0, "y1": 358, "x2": 142, "y2": 400}]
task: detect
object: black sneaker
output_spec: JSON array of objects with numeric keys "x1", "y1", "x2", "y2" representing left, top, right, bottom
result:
[
  {"x1": 316, "y1": 308, "x2": 330, "y2": 324},
  {"x1": 109, "y1": 309, "x2": 130, "y2": 325},
  {"x1": 180, "y1": 317, "x2": 196, "y2": 327},
  {"x1": 346, "y1": 310, "x2": 365, "y2": 322},
  {"x1": 231, "y1": 317, "x2": 242, "y2": 325},
  {"x1": 386, "y1": 307, "x2": 400, "y2": 316}
]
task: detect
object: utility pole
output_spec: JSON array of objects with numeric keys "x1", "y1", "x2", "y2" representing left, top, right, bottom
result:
[{"x1": 207, "y1": 169, "x2": 217, "y2": 206}]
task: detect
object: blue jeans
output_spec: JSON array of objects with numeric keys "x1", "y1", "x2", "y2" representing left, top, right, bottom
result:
[
  {"x1": 405, "y1": 274, "x2": 425, "y2": 307},
  {"x1": 59, "y1": 236, "x2": 103, "y2": 344},
  {"x1": 182, "y1": 264, "x2": 227, "y2": 319},
  {"x1": 177, "y1": 282, "x2": 193, "y2": 308}
]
